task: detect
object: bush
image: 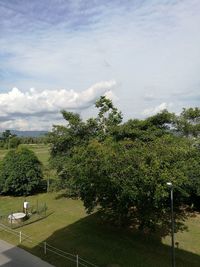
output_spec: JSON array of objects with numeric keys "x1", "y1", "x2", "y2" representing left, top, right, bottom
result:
[{"x1": 0, "y1": 147, "x2": 43, "y2": 196}]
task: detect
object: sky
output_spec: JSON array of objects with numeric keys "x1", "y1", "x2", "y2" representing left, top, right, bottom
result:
[{"x1": 0, "y1": 0, "x2": 200, "y2": 131}]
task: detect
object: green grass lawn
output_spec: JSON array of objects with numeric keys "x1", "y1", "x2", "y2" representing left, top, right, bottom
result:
[
  {"x1": 0, "y1": 192, "x2": 200, "y2": 267},
  {"x1": 22, "y1": 144, "x2": 50, "y2": 167},
  {"x1": 0, "y1": 144, "x2": 50, "y2": 167}
]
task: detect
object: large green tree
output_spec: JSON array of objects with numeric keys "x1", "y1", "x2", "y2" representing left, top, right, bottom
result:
[
  {"x1": 62, "y1": 135, "x2": 196, "y2": 231},
  {"x1": 0, "y1": 147, "x2": 43, "y2": 196},
  {"x1": 49, "y1": 97, "x2": 200, "y2": 231}
]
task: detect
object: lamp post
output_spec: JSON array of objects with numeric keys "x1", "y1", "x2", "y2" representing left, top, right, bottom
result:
[{"x1": 167, "y1": 182, "x2": 175, "y2": 267}]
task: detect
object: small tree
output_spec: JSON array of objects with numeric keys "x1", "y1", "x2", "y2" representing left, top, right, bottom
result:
[
  {"x1": 0, "y1": 129, "x2": 18, "y2": 149},
  {"x1": 8, "y1": 136, "x2": 21, "y2": 149},
  {"x1": 0, "y1": 147, "x2": 43, "y2": 196}
]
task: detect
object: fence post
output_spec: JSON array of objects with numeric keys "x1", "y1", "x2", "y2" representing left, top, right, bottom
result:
[
  {"x1": 19, "y1": 231, "x2": 22, "y2": 243},
  {"x1": 11, "y1": 212, "x2": 13, "y2": 229},
  {"x1": 44, "y1": 203, "x2": 46, "y2": 216},
  {"x1": 47, "y1": 179, "x2": 50, "y2": 193},
  {"x1": 44, "y1": 242, "x2": 47, "y2": 254},
  {"x1": 76, "y1": 254, "x2": 79, "y2": 267},
  {"x1": 37, "y1": 200, "x2": 39, "y2": 214}
]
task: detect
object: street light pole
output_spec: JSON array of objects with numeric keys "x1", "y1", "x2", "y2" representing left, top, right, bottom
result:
[{"x1": 167, "y1": 182, "x2": 175, "y2": 267}]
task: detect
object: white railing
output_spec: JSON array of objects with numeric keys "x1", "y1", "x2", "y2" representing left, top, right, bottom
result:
[{"x1": 0, "y1": 223, "x2": 98, "y2": 267}]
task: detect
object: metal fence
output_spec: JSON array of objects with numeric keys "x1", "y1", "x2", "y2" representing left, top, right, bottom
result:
[
  {"x1": 0, "y1": 223, "x2": 98, "y2": 267},
  {"x1": 0, "y1": 201, "x2": 48, "y2": 229}
]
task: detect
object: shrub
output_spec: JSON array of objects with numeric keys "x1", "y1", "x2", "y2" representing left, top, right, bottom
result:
[{"x1": 0, "y1": 147, "x2": 43, "y2": 196}]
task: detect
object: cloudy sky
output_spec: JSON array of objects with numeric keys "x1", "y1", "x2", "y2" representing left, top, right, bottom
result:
[{"x1": 0, "y1": 0, "x2": 200, "y2": 130}]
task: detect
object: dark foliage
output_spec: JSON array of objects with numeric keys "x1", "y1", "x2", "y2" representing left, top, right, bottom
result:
[{"x1": 0, "y1": 147, "x2": 43, "y2": 196}]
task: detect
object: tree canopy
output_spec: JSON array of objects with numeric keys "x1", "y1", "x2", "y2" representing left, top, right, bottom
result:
[{"x1": 48, "y1": 97, "x2": 200, "y2": 231}]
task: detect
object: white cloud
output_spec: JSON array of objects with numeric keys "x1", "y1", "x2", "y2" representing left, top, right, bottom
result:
[
  {"x1": 0, "y1": 80, "x2": 116, "y2": 130},
  {"x1": 142, "y1": 102, "x2": 173, "y2": 116},
  {"x1": 0, "y1": 119, "x2": 30, "y2": 131},
  {"x1": 0, "y1": 117, "x2": 66, "y2": 131}
]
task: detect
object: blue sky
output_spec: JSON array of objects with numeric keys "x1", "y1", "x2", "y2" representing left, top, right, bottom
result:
[{"x1": 0, "y1": 0, "x2": 200, "y2": 130}]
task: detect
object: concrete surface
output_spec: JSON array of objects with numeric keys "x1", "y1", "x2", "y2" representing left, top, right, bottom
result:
[{"x1": 0, "y1": 239, "x2": 54, "y2": 267}]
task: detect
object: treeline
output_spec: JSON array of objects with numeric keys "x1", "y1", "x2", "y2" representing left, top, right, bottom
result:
[
  {"x1": 48, "y1": 96, "x2": 200, "y2": 232},
  {"x1": 0, "y1": 130, "x2": 48, "y2": 149}
]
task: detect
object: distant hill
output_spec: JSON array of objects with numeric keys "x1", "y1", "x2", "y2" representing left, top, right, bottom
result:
[{"x1": 10, "y1": 130, "x2": 48, "y2": 137}]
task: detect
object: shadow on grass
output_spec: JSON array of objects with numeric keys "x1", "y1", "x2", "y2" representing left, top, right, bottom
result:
[
  {"x1": 19, "y1": 212, "x2": 200, "y2": 267},
  {"x1": 54, "y1": 192, "x2": 69, "y2": 200},
  {"x1": 54, "y1": 191, "x2": 78, "y2": 200},
  {"x1": 13, "y1": 212, "x2": 54, "y2": 229}
]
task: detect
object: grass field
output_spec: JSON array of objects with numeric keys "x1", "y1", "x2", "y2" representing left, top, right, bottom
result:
[
  {"x1": 0, "y1": 144, "x2": 50, "y2": 167},
  {"x1": 0, "y1": 145, "x2": 200, "y2": 266},
  {"x1": 0, "y1": 192, "x2": 200, "y2": 267}
]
